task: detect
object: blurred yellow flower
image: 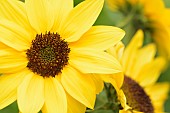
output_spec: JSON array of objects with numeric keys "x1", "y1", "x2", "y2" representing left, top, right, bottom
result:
[
  {"x1": 107, "y1": 0, "x2": 170, "y2": 60},
  {"x1": 0, "y1": 0, "x2": 125, "y2": 113},
  {"x1": 108, "y1": 30, "x2": 169, "y2": 113}
]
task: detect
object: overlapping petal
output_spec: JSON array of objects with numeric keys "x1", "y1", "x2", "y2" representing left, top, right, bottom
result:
[
  {"x1": 51, "y1": 0, "x2": 73, "y2": 32},
  {"x1": 130, "y1": 44, "x2": 156, "y2": 78},
  {"x1": 122, "y1": 30, "x2": 143, "y2": 77},
  {"x1": 106, "y1": 42, "x2": 125, "y2": 61},
  {"x1": 67, "y1": 93, "x2": 86, "y2": 113},
  {"x1": 0, "y1": 70, "x2": 28, "y2": 109},
  {"x1": 0, "y1": 54, "x2": 27, "y2": 74},
  {"x1": 42, "y1": 77, "x2": 67, "y2": 113},
  {"x1": 69, "y1": 49, "x2": 122, "y2": 74},
  {"x1": 100, "y1": 72, "x2": 124, "y2": 89},
  {"x1": 59, "y1": 0, "x2": 104, "y2": 42},
  {"x1": 61, "y1": 66, "x2": 96, "y2": 108},
  {"x1": 0, "y1": 20, "x2": 33, "y2": 51},
  {"x1": 137, "y1": 57, "x2": 166, "y2": 87},
  {"x1": 70, "y1": 26, "x2": 125, "y2": 50},
  {"x1": 0, "y1": 0, "x2": 32, "y2": 31},
  {"x1": 0, "y1": 42, "x2": 20, "y2": 56},
  {"x1": 18, "y1": 73, "x2": 44, "y2": 113},
  {"x1": 91, "y1": 74, "x2": 104, "y2": 94},
  {"x1": 25, "y1": 0, "x2": 54, "y2": 33}
]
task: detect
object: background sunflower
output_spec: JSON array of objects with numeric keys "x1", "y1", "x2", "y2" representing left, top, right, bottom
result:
[{"x1": 0, "y1": 0, "x2": 170, "y2": 113}]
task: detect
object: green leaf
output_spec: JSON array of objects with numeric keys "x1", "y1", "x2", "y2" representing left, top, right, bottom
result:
[{"x1": 0, "y1": 101, "x2": 18, "y2": 113}]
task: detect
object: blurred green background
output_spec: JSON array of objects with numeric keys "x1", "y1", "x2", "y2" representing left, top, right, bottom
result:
[{"x1": 0, "y1": 0, "x2": 170, "y2": 113}]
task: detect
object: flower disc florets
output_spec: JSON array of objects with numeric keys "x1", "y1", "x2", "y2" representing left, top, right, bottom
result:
[
  {"x1": 26, "y1": 32, "x2": 70, "y2": 77},
  {"x1": 122, "y1": 76, "x2": 154, "y2": 113}
]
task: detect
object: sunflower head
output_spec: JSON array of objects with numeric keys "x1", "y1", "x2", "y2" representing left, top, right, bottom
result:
[
  {"x1": 107, "y1": 30, "x2": 170, "y2": 113},
  {"x1": 106, "y1": 0, "x2": 170, "y2": 60},
  {"x1": 26, "y1": 32, "x2": 70, "y2": 77},
  {"x1": 0, "y1": 0, "x2": 126, "y2": 113},
  {"x1": 122, "y1": 76, "x2": 154, "y2": 113}
]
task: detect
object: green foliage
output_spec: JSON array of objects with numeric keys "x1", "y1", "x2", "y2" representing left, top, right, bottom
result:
[
  {"x1": 0, "y1": 102, "x2": 18, "y2": 113},
  {"x1": 86, "y1": 84, "x2": 120, "y2": 113}
]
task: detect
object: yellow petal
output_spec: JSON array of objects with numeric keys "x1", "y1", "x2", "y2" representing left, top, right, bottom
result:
[
  {"x1": 106, "y1": 42, "x2": 125, "y2": 61},
  {"x1": 137, "y1": 57, "x2": 166, "y2": 87},
  {"x1": 102, "y1": 78, "x2": 130, "y2": 110},
  {"x1": 67, "y1": 93, "x2": 86, "y2": 113},
  {"x1": 51, "y1": 0, "x2": 73, "y2": 32},
  {"x1": 91, "y1": 74, "x2": 104, "y2": 94},
  {"x1": 100, "y1": 72, "x2": 124, "y2": 89},
  {"x1": 0, "y1": 70, "x2": 27, "y2": 109},
  {"x1": 69, "y1": 49, "x2": 122, "y2": 74},
  {"x1": 18, "y1": 73, "x2": 44, "y2": 113},
  {"x1": 142, "y1": 0, "x2": 165, "y2": 16},
  {"x1": 0, "y1": 42, "x2": 21, "y2": 53},
  {"x1": 122, "y1": 30, "x2": 143, "y2": 77},
  {"x1": 144, "y1": 83, "x2": 169, "y2": 112},
  {"x1": 42, "y1": 77, "x2": 67, "y2": 113},
  {"x1": 119, "y1": 110, "x2": 142, "y2": 113},
  {"x1": 106, "y1": 0, "x2": 119, "y2": 11},
  {"x1": 0, "y1": 20, "x2": 32, "y2": 51},
  {"x1": 59, "y1": 0, "x2": 104, "y2": 42},
  {"x1": 106, "y1": 0, "x2": 125, "y2": 11},
  {"x1": 114, "y1": 42, "x2": 125, "y2": 61},
  {"x1": 61, "y1": 66, "x2": 96, "y2": 109},
  {"x1": 0, "y1": 42, "x2": 10, "y2": 50},
  {"x1": 153, "y1": 23, "x2": 170, "y2": 59},
  {"x1": 0, "y1": 54, "x2": 27, "y2": 74},
  {"x1": 118, "y1": 90, "x2": 131, "y2": 111},
  {"x1": 101, "y1": 75, "x2": 119, "y2": 91},
  {"x1": 0, "y1": 43, "x2": 19, "y2": 56},
  {"x1": 131, "y1": 44, "x2": 156, "y2": 78},
  {"x1": 162, "y1": 9, "x2": 170, "y2": 25},
  {"x1": 70, "y1": 26, "x2": 125, "y2": 50},
  {"x1": 25, "y1": 0, "x2": 54, "y2": 33},
  {"x1": 0, "y1": 0, "x2": 33, "y2": 32}
]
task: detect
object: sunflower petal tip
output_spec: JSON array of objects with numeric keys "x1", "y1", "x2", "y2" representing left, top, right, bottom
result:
[
  {"x1": 136, "y1": 29, "x2": 144, "y2": 39},
  {"x1": 121, "y1": 29, "x2": 126, "y2": 39},
  {"x1": 113, "y1": 27, "x2": 126, "y2": 41}
]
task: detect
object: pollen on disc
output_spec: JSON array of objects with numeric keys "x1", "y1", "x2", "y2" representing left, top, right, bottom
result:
[{"x1": 26, "y1": 32, "x2": 70, "y2": 77}]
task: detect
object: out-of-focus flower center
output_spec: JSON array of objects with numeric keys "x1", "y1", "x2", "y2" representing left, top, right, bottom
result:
[
  {"x1": 118, "y1": 1, "x2": 153, "y2": 32},
  {"x1": 122, "y1": 76, "x2": 154, "y2": 113},
  {"x1": 26, "y1": 32, "x2": 70, "y2": 77}
]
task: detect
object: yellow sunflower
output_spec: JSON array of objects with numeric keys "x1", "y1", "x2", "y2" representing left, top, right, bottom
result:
[
  {"x1": 107, "y1": 30, "x2": 169, "y2": 113},
  {"x1": 106, "y1": 0, "x2": 170, "y2": 60},
  {"x1": 0, "y1": 0, "x2": 125, "y2": 113}
]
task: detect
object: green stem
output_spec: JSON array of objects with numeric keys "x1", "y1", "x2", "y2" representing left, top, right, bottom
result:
[
  {"x1": 116, "y1": 5, "x2": 138, "y2": 28},
  {"x1": 116, "y1": 13, "x2": 134, "y2": 28},
  {"x1": 86, "y1": 83, "x2": 120, "y2": 113}
]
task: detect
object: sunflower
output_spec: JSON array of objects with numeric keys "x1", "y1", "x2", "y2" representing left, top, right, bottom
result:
[
  {"x1": 106, "y1": 0, "x2": 170, "y2": 60},
  {"x1": 0, "y1": 0, "x2": 125, "y2": 113},
  {"x1": 107, "y1": 30, "x2": 169, "y2": 113}
]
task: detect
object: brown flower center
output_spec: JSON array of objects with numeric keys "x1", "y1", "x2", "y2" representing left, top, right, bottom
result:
[
  {"x1": 122, "y1": 76, "x2": 154, "y2": 113},
  {"x1": 26, "y1": 32, "x2": 70, "y2": 77}
]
